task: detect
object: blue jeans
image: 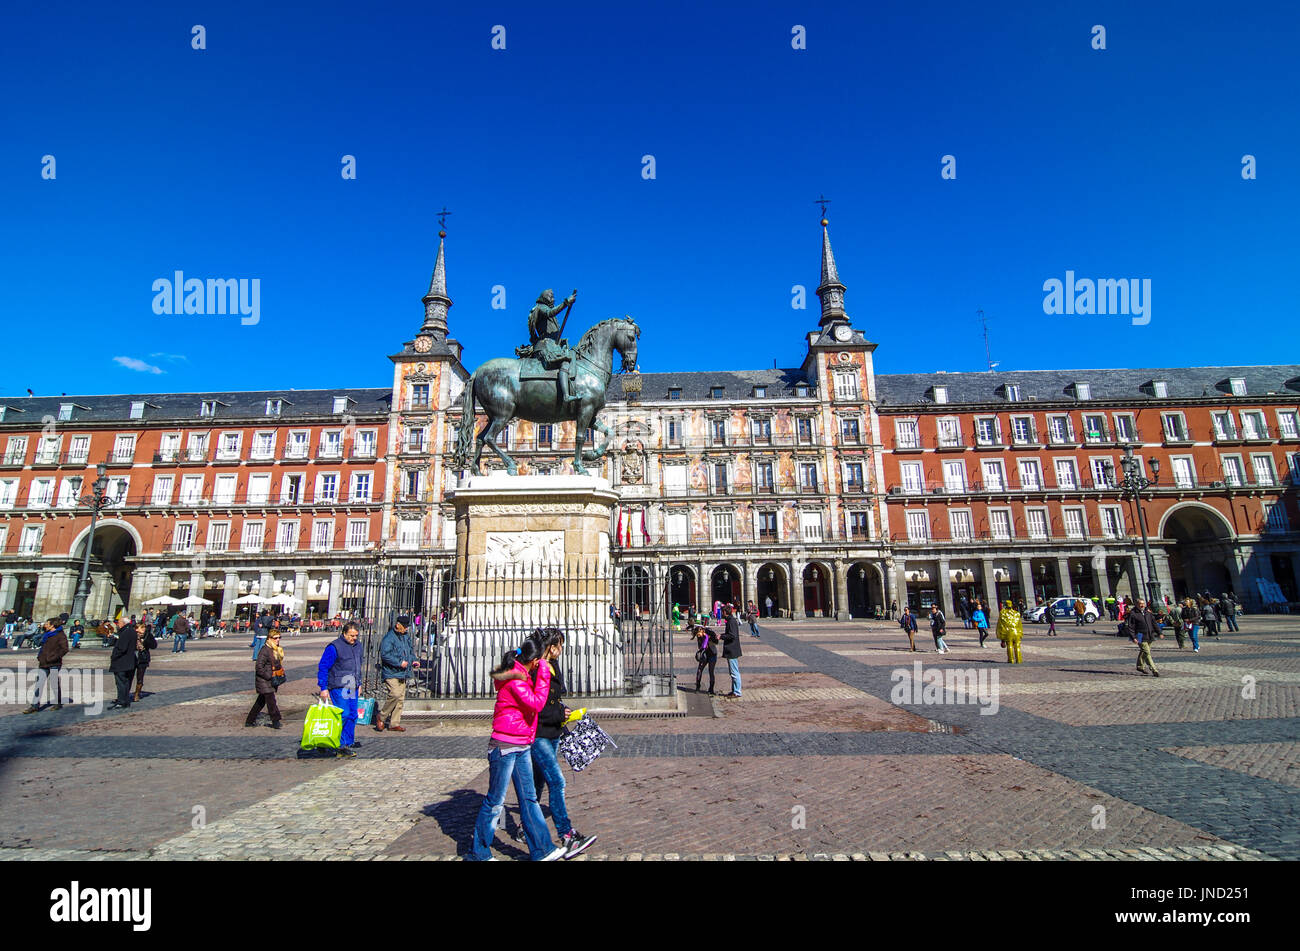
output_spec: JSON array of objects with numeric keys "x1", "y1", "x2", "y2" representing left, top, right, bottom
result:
[
  {"x1": 531, "y1": 736, "x2": 572, "y2": 838},
  {"x1": 1189, "y1": 624, "x2": 1200, "y2": 650},
  {"x1": 470, "y1": 746, "x2": 554, "y2": 861},
  {"x1": 173, "y1": 633, "x2": 187, "y2": 652},
  {"x1": 251, "y1": 635, "x2": 266, "y2": 660},
  {"x1": 1225, "y1": 615, "x2": 1239, "y2": 632},
  {"x1": 328, "y1": 688, "x2": 358, "y2": 747},
  {"x1": 727, "y1": 657, "x2": 742, "y2": 696}
]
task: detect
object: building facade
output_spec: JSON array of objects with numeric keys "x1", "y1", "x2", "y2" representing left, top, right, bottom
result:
[{"x1": 1, "y1": 222, "x2": 1297, "y2": 622}]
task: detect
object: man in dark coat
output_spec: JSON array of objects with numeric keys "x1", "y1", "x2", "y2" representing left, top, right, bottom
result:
[
  {"x1": 109, "y1": 621, "x2": 139, "y2": 708},
  {"x1": 1126, "y1": 598, "x2": 1161, "y2": 677},
  {"x1": 24, "y1": 618, "x2": 69, "y2": 713},
  {"x1": 720, "y1": 605, "x2": 743, "y2": 698},
  {"x1": 376, "y1": 615, "x2": 419, "y2": 732}
]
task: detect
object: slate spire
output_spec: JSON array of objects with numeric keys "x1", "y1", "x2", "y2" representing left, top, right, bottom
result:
[
  {"x1": 420, "y1": 229, "x2": 452, "y2": 340},
  {"x1": 815, "y1": 217, "x2": 849, "y2": 328}
]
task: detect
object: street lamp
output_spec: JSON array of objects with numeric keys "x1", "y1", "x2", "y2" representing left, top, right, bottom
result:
[
  {"x1": 1108, "y1": 447, "x2": 1161, "y2": 605},
  {"x1": 70, "y1": 463, "x2": 112, "y2": 619}
]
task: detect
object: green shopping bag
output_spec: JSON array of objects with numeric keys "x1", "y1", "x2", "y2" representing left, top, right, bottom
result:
[{"x1": 301, "y1": 700, "x2": 343, "y2": 751}]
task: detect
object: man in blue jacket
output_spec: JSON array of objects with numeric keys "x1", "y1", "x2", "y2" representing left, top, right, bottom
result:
[
  {"x1": 376, "y1": 615, "x2": 419, "y2": 733},
  {"x1": 318, "y1": 621, "x2": 365, "y2": 755}
]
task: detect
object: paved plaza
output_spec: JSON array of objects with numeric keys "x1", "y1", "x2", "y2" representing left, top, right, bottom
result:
[{"x1": 0, "y1": 615, "x2": 1296, "y2": 861}]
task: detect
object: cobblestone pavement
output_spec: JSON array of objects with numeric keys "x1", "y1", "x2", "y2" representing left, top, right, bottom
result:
[{"x1": 0, "y1": 618, "x2": 1296, "y2": 860}]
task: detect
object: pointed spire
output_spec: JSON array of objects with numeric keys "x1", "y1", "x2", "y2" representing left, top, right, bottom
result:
[
  {"x1": 420, "y1": 229, "x2": 453, "y2": 340},
  {"x1": 815, "y1": 217, "x2": 848, "y2": 328}
]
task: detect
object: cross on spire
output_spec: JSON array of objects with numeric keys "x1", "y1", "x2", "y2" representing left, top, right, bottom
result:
[
  {"x1": 436, "y1": 206, "x2": 452, "y2": 231},
  {"x1": 814, "y1": 194, "x2": 831, "y2": 219}
]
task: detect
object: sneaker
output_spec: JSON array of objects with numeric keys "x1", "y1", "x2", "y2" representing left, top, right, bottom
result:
[
  {"x1": 539, "y1": 845, "x2": 567, "y2": 862},
  {"x1": 348, "y1": 741, "x2": 363, "y2": 749},
  {"x1": 562, "y1": 831, "x2": 597, "y2": 859},
  {"x1": 1193, "y1": 648, "x2": 1199, "y2": 653},
  {"x1": 336, "y1": 746, "x2": 357, "y2": 757},
  {"x1": 1152, "y1": 671, "x2": 1160, "y2": 678}
]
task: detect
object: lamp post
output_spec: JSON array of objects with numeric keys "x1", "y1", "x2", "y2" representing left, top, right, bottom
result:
[
  {"x1": 70, "y1": 463, "x2": 112, "y2": 619},
  {"x1": 1109, "y1": 448, "x2": 1161, "y2": 605}
]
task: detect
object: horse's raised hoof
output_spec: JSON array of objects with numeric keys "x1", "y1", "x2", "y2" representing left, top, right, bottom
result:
[{"x1": 573, "y1": 464, "x2": 589, "y2": 476}]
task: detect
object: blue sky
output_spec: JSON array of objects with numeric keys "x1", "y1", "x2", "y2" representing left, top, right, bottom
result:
[{"x1": 2, "y1": 1, "x2": 1298, "y2": 395}]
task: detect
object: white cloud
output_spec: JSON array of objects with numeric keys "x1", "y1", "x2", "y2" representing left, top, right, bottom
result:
[
  {"x1": 114, "y1": 356, "x2": 164, "y2": 374},
  {"x1": 148, "y1": 352, "x2": 188, "y2": 362}
]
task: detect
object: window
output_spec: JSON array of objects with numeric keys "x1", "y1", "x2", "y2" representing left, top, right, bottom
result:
[
  {"x1": 164, "y1": 522, "x2": 192, "y2": 555},
  {"x1": 403, "y1": 469, "x2": 424, "y2": 500},
  {"x1": 1027, "y1": 509, "x2": 1049, "y2": 540},
  {"x1": 799, "y1": 510, "x2": 823, "y2": 542},
  {"x1": 217, "y1": 433, "x2": 241, "y2": 460},
  {"x1": 794, "y1": 384, "x2": 809, "y2": 397},
  {"x1": 200, "y1": 400, "x2": 217, "y2": 417},
  {"x1": 1212, "y1": 411, "x2": 1236, "y2": 440},
  {"x1": 942, "y1": 460, "x2": 966, "y2": 491},
  {"x1": 711, "y1": 511, "x2": 735, "y2": 543},
  {"x1": 1251, "y1": 454, "x2": 1277, "y2": 486},
  {"x1": 212, "y1": 474, "x2": 236, "y2": 504},
  {"x1": 950, "y1": 510, "x2": 974, "y2": 542},
  {"x1": 1009, "y1": 416, "x2": 1035, "y2": 445},
  {"x1": 932, "y1": 386, "x2": 948, "y2": 404},
  {"x1": 186, "y1": 432, "x2": 209, "y2": 461},
  {"x1": 346, "y1": 519, "x2": 369, "y2": 551},
  {"x1": 666, "y1": 419, "x2": 682, "y2": 447},
  {"x1": 1229, "y1": 378, "x2": 1246, "y2": 397},
  {"x1": 1241, "y1": 411, "x2": 1267, "y2": 440},
  {"x1": 251, "y1": 432, "x2": 275, "y2": 459},
  {"x1": 4, "y1": 437, "x2": 28, "y2": 465},
  {"x1": 1222, "y1": 456, "x2": 1245, "y2": 487},
  {"x1": 1162, "y1": 413, "x2": 1189, "y2": 442},
  {"x1": 1075, "y1": 382, "x2": 1092, "y2": 401},
  {"x1": 900, "y1": 461, "x2": 924, "y2": 494},
  {"x1": 353, "y1": 430, "x2": 376, "y2": 457},
  {"x1": 662, "y1": 463, "x2": 687, "y2": 495},
  {"x1": 668, "y1": 388, "x2": 681, "y2": 400},
  {"x1": 753, "y1": 386, "x2": 767, "y2": 398},
  {"x1": 1171, "y1": 457, "x2": 1195, "y2": 488},
  {"x1": 497, "y1": 426, "x2": 510, "y2": 449},
  {"x1": 752, "y1": 417, "x2": 772, "y2": 443},
  {"x1": 1152, "y1": 380, "x2": 1169, "y2": 398},
  {"x1": 1091, "y1": 458, "x2": 1114, "y2": 487},
  {"x1": 537, "y1": 424, "x2": 553, "y2": 448},
  {"x1": 834, "y1": 371, "x2": 859, "y2": 400},
  {"x1": 1054, "y1": 459, "x2": 1079, "y2": 490},
  {"x1": 758, "y1": 511, "x2": 778, "y2": 540},
  {"x1": 286, "y1": 431, "x2": 309, "y2": 459},
  {"x1": 990, "y1": 509, "x2": 1012, "y2": 541},
  {"x1": 710, "y1": 386, "x2": 724, "y2": 399},
  {"x1": 333, "y1": 396, "x2": 350, "y2": 413},
  {"x1": 317, "y1": 473, "x2": 339, "y2": 502},
  {"x1": 1082, "y1": 414, "x2": 1107, "y2": 443},
  {"x1": 181, "y1": 474, "x2": 206, "y2": 504},
  {"x1": 845, "y1": 462, "x2": 864, "y2": 490},
  {"x1": 277, "y1": 520, "x2": 299, "y2": 552},
  {"x1": 247, "y1": 473, "x2": 272, "y2": 504},
  {"x1": 710, "y1": 419, "x2": 727, "y2": 446},
  {"x1": 351, "y1": 472, "x2": 372, "y2": 502},
  {"x1": 1277, "y1": 410, "x2": 1299, "y2": 440},
  {"x1": 663, "y1": 510, "x2": 689, "y2": 545},
  {"x1": 895, "y1": 419, "x2": 920, "y2": 449},
  {"x1": 1005, "y1": 384, "x2": 1021, "y2": 402},
  {"x1": 840, "y1": 418, "x2": 860, "y2": 444},
  {"x1": 36, "y1": 436, "x2": 60, "y2": 464},
  {"x1": 410, "y1": 383, "x2": 430, "y2": 408},
  {"x1": 152, "y1": 433, "x2": 176, "y2": 463},
  {"x1": 849, "y1": 511, "x2": 870, "y2": 539},
  {"x1": 906, "y1": 511, "x2": 930, "y2": 542},
  {"x1": 799, "y1": 463, "x2": 819, "y2": 491},
  {"x1": 975, "y1": 417, "x2": 999, "y2": 445},
  {"x1": 1100, "y1": 506, "x2": 1124, "y2": 538},
  {"x1": 207, "y1": 522, "x2": 230, "y2": 552},
  {"x1": 797, "y1": 418, "x2": 814, "y2": 444},
  {"x1": 152, "y1": 475, "x2": 174, "y2": 506},
  {"x1": 28, "y1": 478, "x2": 54, "y2": 508},
  {"x1": 20, "y1": 525, "x2": 43, "y2": 553},
  {"x1": 1289, "y1": 452, "x2": 1300, "y2": 484},
  {"x1": 97, "y1": 477, "x2": 124, "y2": 506},
  {"x1": 0, "y1": 479, "x2": 18, "y2": 508},
  {"x1": 321, "y1": 430, "x2": 344, "y2": 457},
  {"x1": 312, "y1": 520, "x2": 334, "y2": 551},
  {"x1": 265, "y1": 399, "x2": 282, "y2": 416},
  {"x1": 58, "y1": 476, "x2": 83, "y2": 508},
  {"x1": 1114, "y1": 414, "x2": 1137, "y2": 443},
  {"x1": 1018, "y1": 459, "x2": 1043, "y2": 490},
  {"x1": 241, "y1": 521, "x2": 265, "y2": 552},
  {"x1": 1264, "y1": 500, "x2": 1290, "y2": 533},
  {"x1": 981, "y1": 460, "x2": 1006, "y2": 491},
  {"x1": 1047, "y1": 415, "x2": 1073, "y2": 444},
  {"x1": 58, "y1": 403, "x2": 73, "y2": 421},
  {"x1": 112, "y1": 434, "x2": 136, "y2": 463},
  {"x1": 937, "y1": 417, "x2": 961, "y2": 448},
  {"x1": 1063, "y1": 508, "x2": 1086, "y2": 539},
  {"x1": 712, "y1": 463, "x2": 728, "y2": 495}
]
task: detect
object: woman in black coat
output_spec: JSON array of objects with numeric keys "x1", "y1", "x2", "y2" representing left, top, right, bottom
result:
[
  {"x1": 109, "y1": 625, "x2": 138, "y2": 709},
  {"x1": 133, "y1": 621, "x2": 158, "y2": 701}
]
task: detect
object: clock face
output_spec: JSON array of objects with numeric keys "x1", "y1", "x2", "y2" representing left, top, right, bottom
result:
[
  {"x1": 414, "y1": 336, "x2": 433, "y2": 353},
  {"x1": 834, "y1": 324, "x2": 852, "y2": 342}
]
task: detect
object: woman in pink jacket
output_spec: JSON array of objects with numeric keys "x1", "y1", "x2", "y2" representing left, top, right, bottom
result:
[{"x1": 469, "y1": 639, "x2": 566, "y2": 861}]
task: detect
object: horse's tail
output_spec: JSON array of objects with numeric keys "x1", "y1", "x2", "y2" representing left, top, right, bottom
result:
[{"x1": 449, "y1": 374, "x2": 476, "y2": 472}]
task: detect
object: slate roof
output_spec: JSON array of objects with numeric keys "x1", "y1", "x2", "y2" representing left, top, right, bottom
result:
[
  {"x1": 0, "y1": 388, "x2": 392, "y2": 426},
  {"x1": 607, "y1": 369, "x2": 814, "y2": 402}
]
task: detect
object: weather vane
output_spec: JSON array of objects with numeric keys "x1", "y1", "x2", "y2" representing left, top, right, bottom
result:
[{"x1": 814, "y1": 194, "x2": 831, "y2": 219}]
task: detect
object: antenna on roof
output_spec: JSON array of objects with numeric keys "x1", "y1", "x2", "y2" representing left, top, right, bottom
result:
[{"x1": 978, "y1": 309, "x2": 999, "y2": 373}]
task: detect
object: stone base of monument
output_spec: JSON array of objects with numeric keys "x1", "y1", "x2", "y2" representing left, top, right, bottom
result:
[
  {"x1": 402, "y1": 688, "x2": 686, "y2": 717},
  {"x1": 429, "y1": 473, "x2": 670, "y2": 700}
]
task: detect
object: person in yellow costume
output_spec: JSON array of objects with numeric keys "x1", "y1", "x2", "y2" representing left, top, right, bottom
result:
[{"x1": 996, "y1": 600, "x2": 1024, "y2": 663}]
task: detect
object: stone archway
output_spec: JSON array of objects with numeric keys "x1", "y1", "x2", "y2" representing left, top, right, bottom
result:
[
  {"x1": 710, "y1": 564, "x2": 741, "y2": 610},
  {"x1": 847, "y1": 561, "x2": 883, "y2": 618},
  {"x1": 669, "y1": 564, "x2": 696, "y2": 615},
  {"x1": 619, "y1": 564, "x2": 652, "y2": 617},
  {"x1": 802, "y1": 562, "x2": 831, "y2": 618},
  {"x1": 70, "y1": 521, "x2": 140, "y2": 618},
  {"x1": 1160, "y1": 503, "x2": 1236, "y2": 602},
  {"x1": 756, "y1": 562, "x2": 788, "y2": 618}
]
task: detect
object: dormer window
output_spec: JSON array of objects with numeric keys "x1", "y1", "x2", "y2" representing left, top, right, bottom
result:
[
  {"x1": 932, "y1": 386, "x2": 948, "y2": 405},
  {"x1": 130, "y1": 401, "x2": 145, "y2": 420},
  {"x1": 333, "y1": 396, "x2": 350, "y2": 414},
  {"x1": 668, "y1": 388, "x2": 681, "y2": 400},
  {"x1": 0, "y1": 406, "x2": 6, "y2": 422},
  {"x1": 266, "y1": 399, "x2": 282, "y2": 416},
  {"x1": 200, "y1": 400, "x2": 217, "y2": 418},
  {"x1": 710, "y1": 386, "x2": 724, "y2": 399},
  {"x1": 58, "y1": 403, "x2": 73, "y2": 422},
  {"x1": 1230, "y1": 378, "x2": 1247, "y2": 397},
  {"x1": 1005, "y1": 384, "x2": 1021, "y2": 402},
  {"x1": 753, "y1": 386, "x2": 766, "y2": 398},
  {"x1": 1152, "y1": 380, "x2": 1168, "y2": 398},
  {"x1": 794, "y1": 384, "x2": 809, "y2": 397},
  {"x1": 1074, "y1": 382, "x2": 1091, "y2": 401}
]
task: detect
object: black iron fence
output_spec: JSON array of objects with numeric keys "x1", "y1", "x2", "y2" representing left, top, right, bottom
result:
[{"x1": 341, "y1": 560, "x2": 674, "y2": 701}]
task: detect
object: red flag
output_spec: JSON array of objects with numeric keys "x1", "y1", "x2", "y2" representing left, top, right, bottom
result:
[
  {"x1": 615, "y1": 509, "x2": 623, "y2": 547},
  {"x1": 640, "y1": 509, "x2": 650, "y2": 543}
]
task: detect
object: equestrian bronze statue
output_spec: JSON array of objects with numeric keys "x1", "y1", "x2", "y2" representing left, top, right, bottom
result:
[{"x1": 450, "y1": 293, "x2": 639, "y2": 476}]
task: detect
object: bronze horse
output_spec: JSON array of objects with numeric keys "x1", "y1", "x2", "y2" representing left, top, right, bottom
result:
[{"x1": 450, "y1": 317, "x2": 640, "y2": 476}]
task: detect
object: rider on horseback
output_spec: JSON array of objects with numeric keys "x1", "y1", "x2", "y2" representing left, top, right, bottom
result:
[{"x1": 524, "y1": 288, "x2": 579, "y2": 409}]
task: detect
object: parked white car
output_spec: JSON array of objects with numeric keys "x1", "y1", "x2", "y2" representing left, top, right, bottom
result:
[{"x1": 1025, "y1": 597, "x2": 1101, "y2": 624}]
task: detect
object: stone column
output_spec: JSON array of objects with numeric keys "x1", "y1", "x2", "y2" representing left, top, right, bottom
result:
[
  {"x1": 893, "y1": 558, "x2": 909, "y2": 614},
  {"x1": 327, "y1": 568, "x2": 343, "y2": 616},
  {"x1": 1128, "y1": 555, "x2": 1146, "y2": 601},
  {"x1": 294, "y1": 569, "x2": 309, "y2": 613},
  {"x1": 259, "y1": 570, "x2": 274, "y2": 600},
  {"x1": 1055, "y1": 556, "x2": 1072, "y2": 597},
  {"x1": 833, "y1": 558, "x2": 848, "y2": 621},
  {"x1": 790, "y1": 559, "x2": 805, "y2": 618},
  {"x1": 1090, "y1": 562, "x2": 1106, "y2": 603},
  {"x1": 980, "y1": 556, "x2": 997, "y2": 610},
  {"x1": 697, "y1": 561, "x2": 707, "y2": 614},
  {"x1": 0, "y1": 574, "x2": 16, "y2": 612},
  {"x1": 1150, "y1": 548, "x2": 1175, "y2": 606},
  {"x1": 936, "y1": 558, "x2": 955, "y2": 617},
  {"x1": 223, "y1": 571, "x2": 240, "y2": 619},
  {"x1": 1018, "y1": 558, "x2": 1036, "y2": 604},
  {"x1": 881, "y1": 560, "x2": 896, "y2": 617},
  {"x1": 188, "y1": 571, "x2": 204, "y2": 599}
]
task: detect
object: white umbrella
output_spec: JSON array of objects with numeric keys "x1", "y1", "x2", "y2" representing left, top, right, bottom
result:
[
  {"x1": 233, "y1": 594, "x2": 265, "y2": 605},
  {"x1": 267, "y1": 593, "x2": 301, "y2": 607},
  {"x1": 180, "y1": 595, "x2": 214, "y2": 606},
  {"x1": 144, "y1": 595, "x2": 185, "y2": 606}
]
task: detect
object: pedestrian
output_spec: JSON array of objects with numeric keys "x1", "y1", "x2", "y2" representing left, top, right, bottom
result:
[
  {"x1": 997, "y1": 600, "x2": 1024, "y2": 664},
  {"x1": 1220, "y1": 593, "x2": 1239, "y2": 632},
  {"x1": 1046, "y1": 602, "x2": 1057, "y2": 636},
  {"x1": 376, "y1": 615, "x2": 419, "y2": 732},
  {"x1": 529, "y1": 628, "x2": 597, "y2": 859},
  {"x1": 957, "y1": 596, "x2": 971, "y2": 629},
  {"x1": 764, "y1": 594, "x2": 774, "y2": 618},
  {"x1": 245, "y1": 628, "x2": 285, "y2": 729},
  {"x1": 671, "y1": 602, "x2": 682, "y2": 631},
  {"x1": 251, "y1": 610, "x2": 270, "y2": 660},
  {"x1": 23, "y1": 618, "x2": 69, "y2": 713},
  {"x1": 1200, "y1": 597, "x2": 1220, "y2": 637},
  {"x1": 720, "y1": 605, "x2": 742, "y2": 698},
  {"x1": 68, "y1": 618, "x2": 85, "y2": 649},
  {"x1": 171, "y1": 611, "x2": 190, "y2": 653},
  {"x1": 109, "y1": 618, "x2": 139, "y2": 709},
  {"x1": 691, "y1": 622, "x2": 717, "y2": 694},
  {"x1": 1127, "y1": 598, "x2": 1161, "y2": 677},
  {"x1": 928, "y1": 606, "x2": 949, "y2": 653},
  {"x1": 1074, "y1": 597, "x2": 1086, "y2": 626},
  {"x1": 609, "y1": 604, "x2": 621, "y2": 634},
  {"x1": 469, "y1": 638, "x2": 566, "y2": 862},
  {"x1": 898, "y1": 605, "x2": 918, "y2": 652},
  {"x1": 133, "y1": 620, "x2": 158, "y2": 700},
  {"x1": 317, "y1": 621, "x2": 365, "y2": 756},
  {"x1": 746, "y1": 602, "x2": 761, "y2": 638},
  {"x1": 972, "y1": 603, "x2": 990, "y2": 647}
]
